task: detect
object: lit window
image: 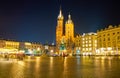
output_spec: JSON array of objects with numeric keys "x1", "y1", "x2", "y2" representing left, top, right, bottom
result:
[
  {"x1": 89, "y1": 40, "x2": 91, "y2": 43},
  {"x1": 82, "y1": 38, "x2": 85, "y2": 40},
  {"x1": 89, "y1": 44, "x2": 91, "y2": 46},
  {"x1": 83, "y1": 45, "x2": 84, "y2": 47},
  {"x1": 95, "y1": 40, "x2": 97, "y2": 43},
  {"x1": 86, "y1": 44, "x2": 88, "y2": 47},
  {"x1": 86, "y1": 48, "x2": 88, "y2": 51},
  {"x1": 89, "y1": 48, "x2": 92, "y2": 51},
  {"x1": 83, "y1": 48, "x2": 85, "y2": 51}
]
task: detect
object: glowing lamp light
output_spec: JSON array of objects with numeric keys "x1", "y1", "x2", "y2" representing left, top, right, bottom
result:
[
  {"x1": 76, "y1": 50, "x2": 80, "y2": 54},
  {"x1": 107, "y1": 47, "x2": 112, "y2": 51},
  {"x1": 83, "y1": 53, "x2": 85, "y2": 55},
  {"x1": 77, "y1": 50, "x2": 80, "y2": 53},
  {"x1": 50, "y1": 50, "x2": 53, "y2": 53},
  {"x1": 28, "y1": 49, "x2": 33, "y2": 54},
  {"x1": 45, "y1": 46, "x2": 48, "y2": 49},
  {"x1": 89, "y1": 52, "x2": 92, "y2": 55},
  {"x1": 86, "y1": 53, "x2": 88, "y2": 55},
  {"x1": 37, "y1": 48, "x2": 40, "y2": 51}
]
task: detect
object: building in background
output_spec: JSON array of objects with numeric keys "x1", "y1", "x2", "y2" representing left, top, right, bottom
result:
[
  {"x1": 0, "y1": 39, "x2": 19, "y2": 53},
  {"x1": 0, "y1": 39, "x2": 43, "y2": 55},
  {"x1": 81, "y1": 32, "x2": 97, "y2": 55},
  {"x1": 74, "y1": 34, "x2": 81, "y2": 55},
  {"x1": 97, "y1": 25, "x2": 120, "y2": 55},
  {"x1": 19, "y1": 42, "x2": 43, "y2": 55}
]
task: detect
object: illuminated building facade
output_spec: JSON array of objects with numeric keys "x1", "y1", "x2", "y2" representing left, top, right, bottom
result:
[
  {"x1": 0, "y1": 40, "x2": 5, "y2": 48},
  {"x1": 81, "y1": 33, "x2": 97, "y2": 55},
  {"x1": 97, "y1": 25, "x2": 120, "y2": 55},
  {"x1": 0, "y1": 40, "x2": 43, "y2": 54},
  {"x1": 0, "y1": 40, "x2": 19, "y2": 49},
  {"x1": 74, "y1": 34, "x2": 81, "y2": 48},
  {"x1": 56, "y1": 7, "x2": 74, "y2": 54},
  {"x1": 74, "y1": 34, "x2": 81, "y2": 54},
  {"x1": 25, "y1": 42, "x2": 42, "y2": 49},
  {"x1": 20, "y1": 42, "x2": 43, "y2": 51},
  {"x1": 0, "y1": 40, "x2": 19, "y2": 53}
]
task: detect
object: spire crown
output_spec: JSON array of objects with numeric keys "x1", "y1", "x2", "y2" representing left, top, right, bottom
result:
[
  {"x1": 68, "y1": 13, "x2": 71, "y2": 20},
  {"x1": 66, "y1": 13, "x2": 72, "y2": 24},
  {"x1": 58, "y1": 6, "x2": 63, "y2": 19}
]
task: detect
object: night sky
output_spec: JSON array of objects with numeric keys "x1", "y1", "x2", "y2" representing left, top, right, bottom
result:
[{"x1": 0, "y1": 0, "x2": 120, "y2": 44}]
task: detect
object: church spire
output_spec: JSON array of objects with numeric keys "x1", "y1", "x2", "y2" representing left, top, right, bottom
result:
[
  {"x1": 66, "y1": 12, "x2": 72, "y2": 23},
  {"x1": 58, "y1": 6, "x2": 64, "y2": 19},
  {"x1": 59, "y1": 6, "x2": 62, "y2": 16},
  {"x1": 68, "y1": 12, "x2": 71, "y2": 20}
]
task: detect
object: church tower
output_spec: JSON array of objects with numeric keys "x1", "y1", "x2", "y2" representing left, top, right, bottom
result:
[
  {"x1": 56, "y1": 7, "x2": 64, "y2": 53},
  {"x1": 65, "y1": 13, "x2": 74, "y2": 53}
]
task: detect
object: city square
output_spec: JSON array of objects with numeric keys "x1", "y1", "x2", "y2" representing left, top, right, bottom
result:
[{"x1": 0, "y1": 0, "x2": 120, "y2": 78}]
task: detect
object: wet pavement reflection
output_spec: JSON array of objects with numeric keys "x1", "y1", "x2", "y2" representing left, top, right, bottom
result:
[{"x1": 0, "y1": 56, "x2": 120, "y2": 78}]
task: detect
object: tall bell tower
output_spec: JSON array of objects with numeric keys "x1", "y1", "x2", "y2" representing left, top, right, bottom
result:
[
  {"x1": 56, "y1": 7, "x2": 64, "y2": 53},
  {"x1": 65, "y1": 13, "x2": 74, "y2": 53}
]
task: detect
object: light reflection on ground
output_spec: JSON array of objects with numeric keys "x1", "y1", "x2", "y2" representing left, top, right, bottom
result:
[{"x1": 0, "y1": 56, "x2": 120, "y2": 78}]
